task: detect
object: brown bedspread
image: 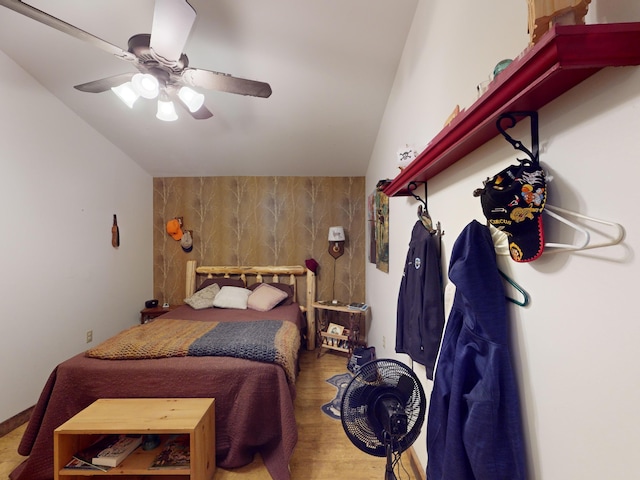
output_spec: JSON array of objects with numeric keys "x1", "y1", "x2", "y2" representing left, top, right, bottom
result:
[
  {"x1": 86, "y1": 318, "x2": 300, "y2": 383},
  {"x1": 10, "y1": 303, "x2": 303, "y2": 480}
]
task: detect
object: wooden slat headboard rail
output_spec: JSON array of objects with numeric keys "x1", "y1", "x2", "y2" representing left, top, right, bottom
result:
[{"x1": 185, "y1": 260, "x2": 317, "y2": 350}]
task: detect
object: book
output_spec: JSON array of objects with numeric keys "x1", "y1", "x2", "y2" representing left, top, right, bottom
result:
[
  {"x1": 72, "y1": 434, "x2": 118, "y2": 469},
  {"x1": 348, "y1": 302, "x2": 368, "y2": 311},
  {"x1": 64, "y1": 457, "x2": 109, "y2": 471},
  {"x1": 73, "y1": 434, "x2": 141, "y2": 468},
  {"x1": 150, "y1": 434, "x2": 191, "y2": 469},
  {"x1": 92, "y1": 435, "x2": 142, "y2": 467}
]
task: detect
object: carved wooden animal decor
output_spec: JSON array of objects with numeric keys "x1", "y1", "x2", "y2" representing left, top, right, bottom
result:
[{"x1": 528, "y1": 0, "x2": 592, "y2": 44}]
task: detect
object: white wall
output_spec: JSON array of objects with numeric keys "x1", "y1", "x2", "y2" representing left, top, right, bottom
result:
[
  {"x1": 366, "y1": 1, "x2": 640, "y2": 478},
  {"x1": 0, "y1": 51, "x2": 153, "y2": 422}
]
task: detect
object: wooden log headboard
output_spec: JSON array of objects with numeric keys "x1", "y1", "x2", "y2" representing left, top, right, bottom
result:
[{"x1": 185, "y1": 260, "x2": 317, "y2": 350}]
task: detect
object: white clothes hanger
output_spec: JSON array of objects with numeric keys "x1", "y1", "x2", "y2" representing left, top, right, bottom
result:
[
  {"x1": 541, "y1": 204, "x2": 625, "y2": 253},
  {"x1": 490, "y1": 111, "x2": 625, "y2": 256},
  {"x1": 490, "y1": 205, "x2": 625, "y2": 256}
]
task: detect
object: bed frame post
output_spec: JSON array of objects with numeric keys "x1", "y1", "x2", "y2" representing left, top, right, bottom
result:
[
  {"x1": 306, "y1": 269, "x2": 316, "y2": 350},
  {"x1": 186, "y1": 260, "x2": 197, "y2": 298}
]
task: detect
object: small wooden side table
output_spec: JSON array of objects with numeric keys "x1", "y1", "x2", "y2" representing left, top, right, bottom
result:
[
  {"x1": 313, "y1": 301, "x2": 369, "y2": 358},
  {"x1": 140, "y1": 305, "x2": 180, "y2": 324}
]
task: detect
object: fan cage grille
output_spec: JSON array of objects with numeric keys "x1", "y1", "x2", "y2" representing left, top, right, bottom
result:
[{"x1": 341, "y1": 359, "x2": 426, "y2": 457}]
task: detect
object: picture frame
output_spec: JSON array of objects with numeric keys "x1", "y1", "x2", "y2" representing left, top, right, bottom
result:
[{"x1": 327, "y1": 323, "x2": 344, "y2": 336}]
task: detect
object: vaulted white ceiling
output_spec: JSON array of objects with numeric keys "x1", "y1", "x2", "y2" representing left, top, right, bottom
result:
[{"x1": 0, "y1": 0, "x2": 417, "y2": 177}]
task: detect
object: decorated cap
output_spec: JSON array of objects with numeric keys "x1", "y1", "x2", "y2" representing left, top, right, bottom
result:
[
  {"x1": 181, "y1": 230, "x2": 193, "y2": 252},
  {"x1": 305, "y1": 258, "x2": 319, "y2": 273},
  {"x1": 475, "y1": 161, "x2": 547, "y2": 262},
  {"x1": 166, "y1": 218, "x2": 183, "y2": 241}
]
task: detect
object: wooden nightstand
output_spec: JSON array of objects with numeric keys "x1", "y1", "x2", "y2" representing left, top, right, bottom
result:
[
  {"x1": 313, "y1": 301, "x2": 369, "y2": 358},
  {"x1": 140, "y1": 305, "x2": 180, "y2": 324}
]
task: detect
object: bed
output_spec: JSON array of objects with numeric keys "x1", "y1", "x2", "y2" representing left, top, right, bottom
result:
[{"x1": 10, "y1": 261, "x2": 317, "y2": 480}]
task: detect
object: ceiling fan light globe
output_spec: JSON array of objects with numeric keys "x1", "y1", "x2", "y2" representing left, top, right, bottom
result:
[
  {"x1": 178, "y1": 86, "x2": 205, "y2": 113},
  {"x1": 156, "y1": 99, "x2": 178, "y2": 121},
  {"x1": 132, "y1": 73, "x2": 160, "y2": 99},
  {"x1": 111, "y1": 82, "x2": 139, "y2": 108}
]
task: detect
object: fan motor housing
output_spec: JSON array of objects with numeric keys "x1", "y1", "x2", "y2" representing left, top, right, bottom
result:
[{"x1": 375, "y1": 396, "x2": 408, "y2": 437}]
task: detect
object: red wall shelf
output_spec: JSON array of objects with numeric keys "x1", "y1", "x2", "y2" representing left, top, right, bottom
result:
[{"x1": 382, "y1": 22, "x2": 640, "y2": 197}]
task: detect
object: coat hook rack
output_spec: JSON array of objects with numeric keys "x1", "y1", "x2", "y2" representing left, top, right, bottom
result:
[
  {"x1": 496, "y1": 111, "x2": 539, "y2": 164},
  {"x1": 407, "y1": 181, "x2": 443, "y2": 237}
]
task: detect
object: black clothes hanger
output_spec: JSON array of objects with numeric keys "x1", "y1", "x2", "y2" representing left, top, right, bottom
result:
[{"x1": 496, "y1": 111, "x2": 539, "y2": 164}]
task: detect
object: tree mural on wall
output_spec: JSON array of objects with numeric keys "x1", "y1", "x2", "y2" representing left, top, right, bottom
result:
[{"x1": 153, "y1": 176, "x2": 366, "y2": 306}]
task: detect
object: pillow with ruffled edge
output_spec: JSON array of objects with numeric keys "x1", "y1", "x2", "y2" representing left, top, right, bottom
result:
[
  {"x1": 184, "y1": 283, "x2": 221, "y2": 310},
  {"x1": 248, "y1": 283, "x2": 289, "y2": 312},
  {"x1": 213, "y1": 286, "x2": 252, "y2": 309}
]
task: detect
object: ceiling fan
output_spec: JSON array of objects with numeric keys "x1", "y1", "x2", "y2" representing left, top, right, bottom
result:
[{"x1": 0, "y1": 0, "x2": 272, "y2": 120}]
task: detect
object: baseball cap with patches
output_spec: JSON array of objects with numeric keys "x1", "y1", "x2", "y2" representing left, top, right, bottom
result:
[{"x1": 475, "y1": 161, "x2": 547, "y2": 262}]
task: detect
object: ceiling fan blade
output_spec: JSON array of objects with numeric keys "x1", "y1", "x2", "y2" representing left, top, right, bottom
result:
[
  {"x1": 0, "y1": 0, "x2": 136, "y2": 63},
  {"x1": 181, "y1": 68, "x2": 272, "y2": 98},
  {"x1": 74, "y1": 73, "x2": 135, "y2": 93},
  {"x1": 150, "y1": 0, "x2": 196, "y2": 62},
  {"x1": 184, "y1": 103, "x2": 213, "y2": 120},
  {"x1": 168, "y1": 90, "x2": 213, "y2": 120}
]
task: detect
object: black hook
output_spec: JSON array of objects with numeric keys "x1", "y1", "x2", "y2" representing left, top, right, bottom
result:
[
  {"x1": 407, "y1": 182, "x2": 437, "y2": 234},
  {"x1": 407, "y1": 181, "x2": 427, "y2": 209},
  {"x1": 496, "y1": 111, "x2": 539, "y2": 164}
]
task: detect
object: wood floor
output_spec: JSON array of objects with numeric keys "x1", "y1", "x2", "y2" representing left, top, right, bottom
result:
[{"x1": 0, "y1": 349, "x2": 421, "y2": 480}]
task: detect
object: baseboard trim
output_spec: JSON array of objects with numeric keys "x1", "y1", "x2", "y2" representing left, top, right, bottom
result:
[
  {"x1": 406, "y1": 445, "x2": 426, "y2": 480},
  {"x1": 0, "y1": 406, "x2": 33, "y2": 437}
]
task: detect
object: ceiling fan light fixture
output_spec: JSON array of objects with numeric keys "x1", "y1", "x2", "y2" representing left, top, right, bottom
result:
[
  {"x1": 132, "y1": 73, "x2": 160, "y2": 99},
  {"x1": 178, "y1": 86, "x2": 205, "y2": 112},
  {"x1": 156, "y1": 99, "x2": 178, "y2": 122},
  {"x1": 111, "y1": 82, "x2": 139, "y2": 108}
]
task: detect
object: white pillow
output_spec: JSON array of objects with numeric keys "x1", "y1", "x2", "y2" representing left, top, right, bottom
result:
[
  {"x1": 184, "y1": 283, "x2": 220, "y2": 310},
  {"x1": 248, "y1": 283, "x2": 289, "y2": 311},
  {"x1": 213, "y1": 286, "x2": 252, "y2": 309}
]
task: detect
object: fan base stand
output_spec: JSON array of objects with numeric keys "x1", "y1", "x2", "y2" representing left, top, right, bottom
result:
[{"x1": 385, "y1": 437, "x2": 397, "y2": 480}]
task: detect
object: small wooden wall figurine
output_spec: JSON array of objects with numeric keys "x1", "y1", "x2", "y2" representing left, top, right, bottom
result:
[
  {"x1": 112, "y1": 214, "x2": 120, "y2": 248},
  {"x1": 527, "y1": 0, "x2": 591, "y2": 45}
]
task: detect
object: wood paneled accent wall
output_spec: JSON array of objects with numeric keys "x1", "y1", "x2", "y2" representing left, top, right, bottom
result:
[{"x1": 153, "y1": 177, "x2": 366, "y2": 307}]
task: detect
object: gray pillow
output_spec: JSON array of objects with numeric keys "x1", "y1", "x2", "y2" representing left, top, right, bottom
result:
[{"x1": 184, "y1": 283, "x2": 221, "y2": 309}]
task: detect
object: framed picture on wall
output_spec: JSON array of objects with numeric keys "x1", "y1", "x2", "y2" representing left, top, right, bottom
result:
[
  {"x1": 368, "y1": 191, "x2": 377, "y2": 264},
  {"x1": 375, "y1": 190, "x2": 389, "y2": 273}
]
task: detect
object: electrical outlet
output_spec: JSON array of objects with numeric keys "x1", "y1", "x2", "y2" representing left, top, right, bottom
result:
[
  {"x1": 86, "y1": 330, "x2": 93, "y2": 343},
  {"x1": 382, "y1": 335, "x2": 386, "y2": 349}
]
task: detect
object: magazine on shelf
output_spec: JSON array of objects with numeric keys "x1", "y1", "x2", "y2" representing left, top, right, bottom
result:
[
  {"x1": 348, "y1": 302, "x2": 368, "y2": 311},
  {"x1": 150, "y1": 434, "x2": 191, "y2": 469},
  {"x1": 72, "y1": 434, "x2": 141, "y2": 469}
]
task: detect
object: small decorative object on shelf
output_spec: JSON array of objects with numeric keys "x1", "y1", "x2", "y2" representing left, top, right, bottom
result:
[{"x1": 327, "y1": 323, "x2": 344, "y2": 335}]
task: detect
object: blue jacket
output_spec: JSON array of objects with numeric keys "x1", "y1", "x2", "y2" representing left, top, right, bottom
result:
[
  {"x1": 396, "y1": 221, "x2": 445, "y2": 379},
  {"x1": 426, "y1": 220, "x2": 526, "y2": 480}
]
